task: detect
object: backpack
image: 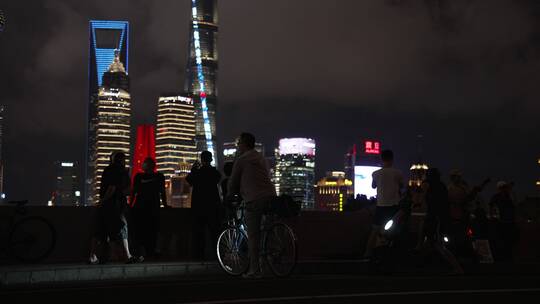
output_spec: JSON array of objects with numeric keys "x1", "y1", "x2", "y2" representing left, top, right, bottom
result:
[{"x1": 271, "y1": 195, "x2": 301, "y2": 218}]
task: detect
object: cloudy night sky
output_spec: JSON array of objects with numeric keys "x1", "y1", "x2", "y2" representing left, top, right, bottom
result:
[{"x1": 1, "y1": 0, "x2": 539, "y2": 203}]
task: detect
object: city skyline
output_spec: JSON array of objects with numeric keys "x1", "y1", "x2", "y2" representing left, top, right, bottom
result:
[{"x1": 1, "y1": 0, "x2": 540, "y2": 203}]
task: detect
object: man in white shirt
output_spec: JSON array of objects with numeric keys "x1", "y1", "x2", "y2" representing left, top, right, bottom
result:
[
  {"x1": 363, "y1": 149, "x2": 404, "y2": 259},
  {"x1": 228, "y1": 132, "x2": 276, "y2": 278}
]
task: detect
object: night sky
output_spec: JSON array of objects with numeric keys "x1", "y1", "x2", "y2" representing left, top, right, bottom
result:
[{"x1": 1, "y1": 0, "x2": 539, "y2": 204}]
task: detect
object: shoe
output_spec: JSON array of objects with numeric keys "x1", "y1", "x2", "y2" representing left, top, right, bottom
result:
[
  {"x1": 86, "y1": 255, "x2": 100, "y2": 265},
  {"x1": 242, "y1": 271, "x2": 263, "y2": 279},
  {"x1": 126, "y1": 256, "x2": 144, "y2": 264}
]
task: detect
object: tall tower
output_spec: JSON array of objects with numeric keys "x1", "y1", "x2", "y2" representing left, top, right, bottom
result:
[
  {"x1": 185, "y1": 0, "x2": 218, "y2": 163},
  {"x1": 86, "y1": 20, "x2": 129, "y2": 205},
  {"x1": 156, "y1": 94, "x2": 197, "y2": 181},
  {"x1": 274, "y1": 138, "x2": 316, "y2": 210},
  {"x1": 90, "y1": 52, "x2": 131, "y2": 204}
]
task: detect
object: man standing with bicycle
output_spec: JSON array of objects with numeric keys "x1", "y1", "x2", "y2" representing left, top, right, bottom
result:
[{"x1": 228, "y1": 132, "x2": 276, "y2": 279}]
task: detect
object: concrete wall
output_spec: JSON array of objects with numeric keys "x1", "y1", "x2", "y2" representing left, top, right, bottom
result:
[{"x1": 0, "y1": 206, "x2": 538, "y2": 264}]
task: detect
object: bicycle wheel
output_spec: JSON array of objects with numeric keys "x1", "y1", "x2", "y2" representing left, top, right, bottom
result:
[
  {"x1": 216, "y1": 227, "x2": 249, "y2": 276},
  {"x1": 9, "y1": 216, "x2": 56, "y2": 263},
  {"x1": 264, "y1": 222, "x2": 297, "y2": 277}
]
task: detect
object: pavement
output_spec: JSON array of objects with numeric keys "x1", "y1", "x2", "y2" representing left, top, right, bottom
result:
[
  {"x1": 2, "y1": 259, "x2": 540, "y2": 288},
  {"x1": 1, "y1": 267, "x2": 540, "y2": 303}
]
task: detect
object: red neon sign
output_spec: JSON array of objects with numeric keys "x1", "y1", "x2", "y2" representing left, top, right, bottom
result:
[{"x1": 364, "y1": 141, "x2": 380, "y2": 154}]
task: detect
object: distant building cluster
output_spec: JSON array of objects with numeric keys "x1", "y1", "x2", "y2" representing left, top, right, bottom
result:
[{"x1": 4, "y1": 1, "x2": 530, "y2": 208}]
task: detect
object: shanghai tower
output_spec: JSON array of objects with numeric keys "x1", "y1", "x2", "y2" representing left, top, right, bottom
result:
[{"x1": 184, "y1": 0, "x2": 218, "y2": 164}]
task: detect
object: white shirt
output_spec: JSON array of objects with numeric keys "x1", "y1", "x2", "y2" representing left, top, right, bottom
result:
[
  {"x1": 372, "y1": 167, "x2": 403, "y2": 206},
  {"x1": 228, "y1": 149, "x2": 276, "y2": 202}
]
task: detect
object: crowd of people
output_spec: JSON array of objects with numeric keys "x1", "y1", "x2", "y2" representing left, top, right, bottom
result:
[
  {"x1": 86, "y1": 134, "x2": 519, "y2": 276},
  {"x1": 86, "y1": 133, "x2": 275, "y2": 278},
  {"x1": 361, "y1": 149, "x2": 519, "y2": 274}
]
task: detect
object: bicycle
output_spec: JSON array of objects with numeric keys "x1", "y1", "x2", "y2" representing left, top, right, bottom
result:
[
  {"x1": 216, "y1": 198, "x2": 298, "y2": 277},
  {"x1": 0, "y1": 200, "x2": 56, "y2": 263}
]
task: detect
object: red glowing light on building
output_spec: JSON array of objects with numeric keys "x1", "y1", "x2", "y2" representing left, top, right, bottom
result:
[
  {"x1": 364, "y1": 141, "x2": 380, "y2": 154},
  {"x1": 132, "y1": 124, "x2": 157, "y2": 183}
]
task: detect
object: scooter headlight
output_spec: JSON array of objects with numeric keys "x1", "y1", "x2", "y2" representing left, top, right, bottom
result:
[
  {"x1": 384, "y1": 219, "x2": 394, "y2": 231},
  {"x1": 443, "y1": 236, "x2": 449, "y2": 243}
]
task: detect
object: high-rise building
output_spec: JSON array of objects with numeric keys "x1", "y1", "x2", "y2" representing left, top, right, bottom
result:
[
  {"x1": 132, "y1": 125, "x2": 156, "y2": 183},
  {"x1": 185, "y1": 0, "x2": 219, "y2": 163},
  {"x1": 344, "y1": 144, "x2": 356, "y2": 181},
  {"x1": 222, "y1": 141, "x2": 265, "y2": 164},
  {"x1": 314, "y1": 171, "x2": 353, "y2": 212},
  {"x1": 156, "y1": 94, "x2": 197, "y2": 180},
  {"x1": 52, "y1": 162, "x2": 81, "y2": 206},
  {"x1": 351, "y1": 140, "x2": 382, "y2": 199},
  {"x1": 86, "y1": 20, "x2": 129, "y2": 205},
  {"x1": 274, "y1": 138, "x2": 316, "y2": 210},
  {"x1": 89, "y1": 52, "x2": 131, "y2": 204}
]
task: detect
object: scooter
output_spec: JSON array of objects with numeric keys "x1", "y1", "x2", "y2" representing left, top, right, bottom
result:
[{"x1": 371, "y1": 200, "x2": 412, "y2": 272}]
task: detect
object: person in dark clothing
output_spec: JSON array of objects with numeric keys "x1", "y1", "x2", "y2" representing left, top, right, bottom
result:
[
  {"x1": 89, "y1": 152, "x2": 139, "y2": 264},
  {"x1": 420, "y1": 168, "x2": 464, "y2": 274},
  {"x1": 186, "y1": 151, "x2": 222, "y2": 260},
  {"x1": 130, "y1": 157, "x2": 169, "y2": 259},
  {"x1": 221, "y1": 161, "x2": 234, "y2": 221},
  {"x1": 490, "y1": 181, "x2": 517, "y2": 261}
]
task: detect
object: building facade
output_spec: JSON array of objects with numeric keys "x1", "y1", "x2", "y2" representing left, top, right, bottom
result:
[
  {"x1": 86, "y1": 20, "x2": 129, "y2": 205},
  {"x1": 156, "y1": 94, "x2": 197, "y2": 181},
  {"x1": 90, "y1": 52, "x2": 131, "y2": 204},
  {"x1": 274, "y1": 138, "x2": 316, "y2": 210},
  {"x1": 315, "y1": 171, "x2": 353, "y2": 212},
  {"x1": 185, "y1": 0, "x2": 219, "y2": 163},
  {"x1": 53, "y1": 162, "x2": 81, "y2": 206}
]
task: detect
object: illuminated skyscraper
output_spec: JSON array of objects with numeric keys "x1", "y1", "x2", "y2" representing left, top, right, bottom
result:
[
  {"x1": 274, "y1": 138, "x2": 316, "y2": 210},
  {"x1": 90, "y1": 52, "x2": 131, "y2": 204},
  {"x1": 156, "y1": 94, "x2": 197, "y2": 180},
  {"x1": 86, "y1": 20, "x2": 129, "y2": 205},
  {"x1": 185, "y1": 0, "x2": 218, "y2": 163},
  {"x1": 52, "y1": 162, "x2": 81, "y2": 206}
]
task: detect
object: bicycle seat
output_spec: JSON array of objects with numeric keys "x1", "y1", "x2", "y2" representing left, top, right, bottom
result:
[{"x1": 7, "y1": 200, "x2": 29, "y2": 205}]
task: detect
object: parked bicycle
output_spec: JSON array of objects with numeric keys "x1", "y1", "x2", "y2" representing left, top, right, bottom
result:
[
  {"x1": 216, "y1": 196, "x2": 298, "y2": 277},
  {"x1": 0, "y1": 200, "x2": 56, "y2": 263}
]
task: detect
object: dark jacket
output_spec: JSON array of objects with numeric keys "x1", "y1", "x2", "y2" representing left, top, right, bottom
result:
[
  {"x1": 132, "y1": 172, "x2": 167, "y2": 210},
  {"x1": 100, "y1": 163, "x2": 130, "y2": 213},
  {"x1": 186, "y1": 165, "x2": 222, "y2": 213}
]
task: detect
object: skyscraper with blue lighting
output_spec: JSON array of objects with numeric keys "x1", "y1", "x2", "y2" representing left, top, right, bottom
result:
[
  {"x1": 86, "y1": 20, "x2": 129, "y2": 205},
  {"x1": 185, "y1": 0, "x2": 218, "y2": 164}
]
